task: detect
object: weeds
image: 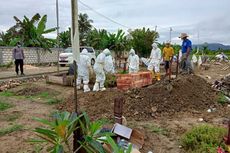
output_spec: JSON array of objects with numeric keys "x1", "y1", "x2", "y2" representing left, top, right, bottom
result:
[
  {"x1": 0, "y1": 101, "x2": 13, "y2": 111},
  {"x1": 0, "y1": 124, "x2": 23, "y2": 136},
  {"x1": 218, "y1": 92, "x2": 229, "y2": 105},
  {"x1": 181, "y1": 124, "x2": 227, "y2": 153},
  {"x1": 143, "y1": 123, "x2": 168, "y2": 136}
]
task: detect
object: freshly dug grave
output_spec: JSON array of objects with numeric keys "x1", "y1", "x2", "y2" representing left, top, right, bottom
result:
[{"x1": 58, "y1": 75, "x2": 219, "y2": 121}]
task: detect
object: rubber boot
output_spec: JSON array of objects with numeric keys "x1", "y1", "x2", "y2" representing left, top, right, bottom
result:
[
  {"x1": 100, "y1": 87, "x2": 106, "y2": 91},
  {"x1": 77, "y1": 85, "x2": 81, "y2": 90},
  {"x1": 83, "y1": 84, "x2": 90, "y2": 92},
  {"x1": 150, "y1": 70, "x2": 155, "y2": 79},
  {"x1": 156, "y1": 73, "x2": 161, "y2": 81},
  {"x1": 93, "y1": 82, "x2": 99, "y2": 92}
]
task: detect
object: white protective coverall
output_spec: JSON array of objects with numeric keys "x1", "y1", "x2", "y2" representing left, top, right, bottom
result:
[
  {"x1": 77, "y1": 49, "x2": 91, "y2": 92},
  {"x1": 147, "y1": 43, "x2": 162, "y2": 80},
  {"x1": 104, "y1": 55, "x2": 115, "y2": 74},
  {"x1": 93, "y1": 49, "x2": 112, "y2": 91},
  {"x1": 127, "y1": 49, "x2": 139, "y2": 73}
]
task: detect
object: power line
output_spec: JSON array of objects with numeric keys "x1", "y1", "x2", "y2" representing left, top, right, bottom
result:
[{"x1": 78, "y1": 0, "x2": 131, "y2": 29}]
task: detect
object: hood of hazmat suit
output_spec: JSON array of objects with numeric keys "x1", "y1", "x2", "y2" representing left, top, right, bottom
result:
[{"x1": 103, "y1": 48, "x2": 111, "y2": 56}]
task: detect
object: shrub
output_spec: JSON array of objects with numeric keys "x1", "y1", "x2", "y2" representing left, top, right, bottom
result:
[{"x1": 181, "y1": 124, "x2": 227, "y2": 153}]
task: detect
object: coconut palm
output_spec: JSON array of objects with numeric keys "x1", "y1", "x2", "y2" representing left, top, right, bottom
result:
[{"x1": 78, "y1": 13, "x2": 93, "y2": 45}]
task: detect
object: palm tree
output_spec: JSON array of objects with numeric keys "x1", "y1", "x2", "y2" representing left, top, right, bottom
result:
[{"x1": 78, "y1": 13, "x2": 93, "y2": 45}]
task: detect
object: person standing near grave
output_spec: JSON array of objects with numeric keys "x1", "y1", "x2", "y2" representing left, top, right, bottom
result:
[
  {"x1": 12, "y1": 42, "x2": 25, "y2": 76},
  {"x1": 163, "y1": 41, "x2": 174, "y2": 78},
  {"x1": 179, "y1": 33, "x2": 193, "y2": 74}
]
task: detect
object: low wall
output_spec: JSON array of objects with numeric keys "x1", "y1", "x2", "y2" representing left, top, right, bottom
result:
[{"x1": 0, "y1": 47, "x2": 64, "y2": 65}]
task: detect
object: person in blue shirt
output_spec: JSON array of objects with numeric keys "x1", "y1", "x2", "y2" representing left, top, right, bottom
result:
[{"x1": 179, "y1": 33, "x2": 193, "y2": 74}]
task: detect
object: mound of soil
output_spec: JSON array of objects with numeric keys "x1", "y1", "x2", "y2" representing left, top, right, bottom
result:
[
  {"x1": 15, "y1": 86, "x2": 58, "y2": 96},
  {"x1": 58, "y1": 75, "x2": 218, "y2": 121}
]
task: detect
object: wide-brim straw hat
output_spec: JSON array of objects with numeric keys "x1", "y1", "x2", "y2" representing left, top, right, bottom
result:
[{"x1": 179, "y1": 33, "x2": 189, "y2": 38}]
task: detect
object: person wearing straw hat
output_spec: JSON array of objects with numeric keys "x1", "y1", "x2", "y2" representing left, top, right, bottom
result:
[
  {"x1": 179, "y1": 33, "x2": 193, "y2": 74},
  {"x1": 163, "y1": 41, "x2": 174, "y2": 78}
]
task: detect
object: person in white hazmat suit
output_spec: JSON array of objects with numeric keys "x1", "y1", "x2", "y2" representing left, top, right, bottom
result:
[
  {"x1": 77, "y1": 49, "x2": 92, "y2": 92},
  {"x1": 147, "y1": 43, "x2": 162, "y2": 81},
  {"x1": 127, "y1": 49, "x2": 139, "y2": 73},
  {"x1": 93, "y1": 48, "x2": 113, "y2": 92}
]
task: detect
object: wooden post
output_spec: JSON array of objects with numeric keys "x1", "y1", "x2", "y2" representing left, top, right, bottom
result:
[
  {"x1": 176, "y1": 54, "x2": 179, "y2": 78},
  {"x1": 123, "y1": 58, "x2": 127, "y2": 73},
  {"x1": 114, "y1": 97, "x2": 124, "y2": 124},
  {"x1": 226, "y1": 121, "x2": 230, "y2": 145},
  {"x1": 73, "y1": 60, "x2": 79, "y2": 151}
]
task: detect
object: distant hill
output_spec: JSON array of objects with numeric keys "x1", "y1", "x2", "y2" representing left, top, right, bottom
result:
[{"x1": 193, "y1": 43, "x2": 230, "y2": 51}]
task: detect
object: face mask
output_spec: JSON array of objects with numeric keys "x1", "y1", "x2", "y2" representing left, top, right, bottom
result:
[{"x1": 17, "y1": 45, "x2": 21, "y2": 48}]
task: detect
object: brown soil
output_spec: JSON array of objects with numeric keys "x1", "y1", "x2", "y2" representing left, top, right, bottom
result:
[{"x1": 58, "y1": 75, "x2": 219, "y2": 121}]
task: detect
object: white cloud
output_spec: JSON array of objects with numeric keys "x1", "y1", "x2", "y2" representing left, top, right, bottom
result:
[{"x1": 0, "y1": 0, "x2": 229, "y2": 44}]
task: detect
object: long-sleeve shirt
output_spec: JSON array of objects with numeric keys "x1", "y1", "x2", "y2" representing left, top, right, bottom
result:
[{"x1": 12, "y1": 47, "x2": 25, "y2": 60}]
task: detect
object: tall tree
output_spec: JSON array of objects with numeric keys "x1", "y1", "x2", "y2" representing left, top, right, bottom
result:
[
  {"x1": 130, "y1": 28, "x2": 159, "y2": 57},
  {"x1": 78, "y1": 13, "x2": 93, "y2": 45}
]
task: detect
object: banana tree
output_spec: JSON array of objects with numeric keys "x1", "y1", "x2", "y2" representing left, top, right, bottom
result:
[
  {"x1": 11, "y1": 13, "x2": 56, "y2": 51},
  {"x1": 58, "y1": 28, "x2": 71, "y2": 48}
]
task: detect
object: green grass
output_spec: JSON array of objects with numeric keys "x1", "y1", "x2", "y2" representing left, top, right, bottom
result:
[
  {"x1": 0, "y1": 91, "x2": 15, "y2": 97},
  {"x1": 47, "y1": 98, "x2": 62, "y2": 105},
  {"x1": 217, "y1": 93, "x2": 229, "y2": 105},
  {"x1": 181, "y1": 124, "x2": 227, "y2": 153},
  {"x1": 37, "y1": 92, "x2": 50, "y2": 98},
  {"x1": 0, "y1": 101, "x2": 13, "y2": 111},
  {"x1": 143, "y1": 123, "x2": 168, "y2": 136},
  {"x1": 0, "y1": 124, "x2": 24, "y2": 136},
  {"x1": 0, "y1": 112, "x2": 22, "y2": 121}
]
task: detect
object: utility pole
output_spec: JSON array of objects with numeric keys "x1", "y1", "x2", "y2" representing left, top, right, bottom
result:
[
  {"x1": 197, "y1": 29, "x2": 200, "y2": 54},
  {"x1": 155, "y1": 25, "x2": 157, "y2": 32},
  {"x1": 71, "y1": 0, "x2": 80, "y2": 152},
  {"x1": 169, "y1": 27, "x2": 172, "y2": 42},
  {"x1": 56, "y1": 0, "x2": 60, "y2": 73}
]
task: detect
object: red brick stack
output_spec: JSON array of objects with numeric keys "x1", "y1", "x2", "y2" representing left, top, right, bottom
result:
[{"x1": 116, "y1": 71, "x2": 152, "y2": 90}]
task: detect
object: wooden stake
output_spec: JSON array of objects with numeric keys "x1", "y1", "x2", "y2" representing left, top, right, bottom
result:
[
  {"x1": 114, "y1": 97, "x2": 124, "y2": 124},
  {"x1": 176, "y1": 54, "x2": 179, "y2": 78}
]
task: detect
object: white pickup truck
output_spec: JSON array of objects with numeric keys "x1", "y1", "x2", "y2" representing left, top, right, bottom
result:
[{"x1": 59, "y1": 46, "x2": 96, "y2": 67}]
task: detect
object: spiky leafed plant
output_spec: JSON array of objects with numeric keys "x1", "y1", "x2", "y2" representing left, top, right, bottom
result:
[{"x1": 32, "y1": 112, "x2": 114, "y2": 153}]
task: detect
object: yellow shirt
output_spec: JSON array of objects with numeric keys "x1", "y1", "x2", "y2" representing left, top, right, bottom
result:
[{"x1": 163, "y1": 47, "x2": 174, "y2": 61}]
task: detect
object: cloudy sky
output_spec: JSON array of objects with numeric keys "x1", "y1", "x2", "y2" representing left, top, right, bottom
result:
[{"x1": 0, "y1": 0, "x2": 230, "y2": 45}]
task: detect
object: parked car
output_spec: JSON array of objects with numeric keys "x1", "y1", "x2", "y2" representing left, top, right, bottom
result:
[{"x1": 59, "y1": 46, "x2": 96, "y2": 67}]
